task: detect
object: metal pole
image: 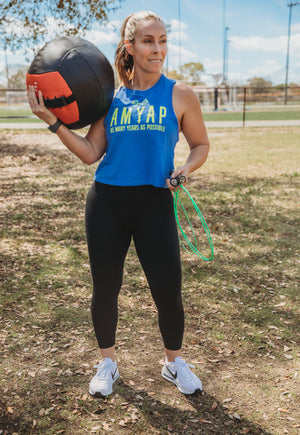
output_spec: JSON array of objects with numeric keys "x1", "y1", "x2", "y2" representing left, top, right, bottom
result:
[
  {"x1": 165, "y1": 23, "x2": 171, "y2": 77},
  {"x1": 214, "y1": 88, "x2": 218, "y2": 111},
  {"x1": 222, "y1": 0, "x2": 226, "y2": 81},
  {"x1": 284, "y1": 5, "x2": 293, "y2": 104},
  {"x1": 284, "y1": 2, "x2": 300, "y2": 104},
  {"x1": 224, "y1": 27, "x2": 230, "y2": 82},
  {"x1": 178, "y1": 0, "x2": 181, "y2": 69},
  {"x1": 4, "y1": 39, "x2": 9, "y2": 87},
  {"x1": 243, "y1": 87, "x2": 247, "y2": 127},
  {"x1": 226, "y1": 39, "x2": 230, "y2": 82}
]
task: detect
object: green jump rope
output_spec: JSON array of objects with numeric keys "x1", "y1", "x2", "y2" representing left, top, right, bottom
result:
[{"x1": 170, "y1": 173, "x2": 214, "y2": 262}]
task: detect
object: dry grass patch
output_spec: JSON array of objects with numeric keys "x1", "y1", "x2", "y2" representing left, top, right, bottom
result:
[{"x1": 1, "y1": 127, "x2": 299, "y2": 434}]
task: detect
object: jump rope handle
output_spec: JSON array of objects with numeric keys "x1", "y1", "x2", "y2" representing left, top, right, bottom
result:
[{"x1": 169, "y1": 171, "x2": 186, "y2": 187}]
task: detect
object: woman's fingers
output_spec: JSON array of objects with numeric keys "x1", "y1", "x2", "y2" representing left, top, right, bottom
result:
[
  {"x1": 27, "y1": 86, "x2": 37, "y2": 110},
  {"x1": 27, "y1": 86, "x2": 57, "y2": 125},
  {"x1": 37, "y1": 90, "x2": 45, "y2": 107},
  {"x1": 167, "y1": 171, "x2": 188, "y2": 191}
]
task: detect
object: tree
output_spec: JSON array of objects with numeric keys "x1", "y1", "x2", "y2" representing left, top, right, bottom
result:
[
  {"x1": 0, "y1": 0, "x2": 123, "y2": 52},
  {"x1": 167, "y1": 62, "x2": 205, "y2": 85},
  {"x1": 7, "y1": 66, "x2": 28, "y2": 89},
  {"x1": 275, "y1": 82, "x2": 299, "y2": 88},
  {"x1": 179, "y1": 62, "x2": 204, "y2": 85},
  {"x1": 168, "y1": 69, "x2": 185, "y2": 82},
  {"x1": 246, "y1": 77, "x2": 272, "y2": 94}
]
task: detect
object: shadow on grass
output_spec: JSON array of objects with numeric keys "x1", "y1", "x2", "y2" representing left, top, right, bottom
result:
[
  {"x1": 0, "y1": 375, "x2": 272, "y2": 435},
  {"x1": 181, "y1": 174, "x2": 299, "y2": 341},
  {"x1": 115, "y1": 378, "x2": 272, "y2": 434},
  {"x1": 1, "y1": 140, "x2": 298, "y2": 434}
]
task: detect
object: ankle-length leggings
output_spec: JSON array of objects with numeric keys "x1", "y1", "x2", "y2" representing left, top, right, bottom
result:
[{"x1": 85, "y1": 181, "x2": 184, "y2": 351}]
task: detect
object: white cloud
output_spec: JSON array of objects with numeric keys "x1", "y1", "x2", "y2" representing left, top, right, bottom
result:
[
  {"x1": 167, "y1": 19, "x2": 188, "y2": 32},
  {"x1": 101, "y1": 20, "x2": 122, "y2": 31},
  {"x1": 74, "y1": 20, "x2": 121, "y2": 46},
  {"x1": 291, "y1": 33, "x2": 300, "y2": 55},
  {"x1": 230, "y1": 33, "x2": 300, "y2": 55},
  {"x1": 2, "y1": 17, "x2": 32, "y2": 38},
  {"x1": 167, "y1": 42, "x2": 196, "y2": 67},
  {"x1": 203, "y1": 58, "x2": 223, "y2": 71},
  {"x1": 84, "y1": 29, "x2": 119, "y2": 46},
  {"x1": 292, "y1": 22, "x2": 300, "y2": 33},
  {"x1": 225, "y1": 59, "x2": 285, "y2": 84},
  {"x1": 166, "y1": 19, "x2": 189, "y2": 43},
  {"x1": 247, "y1": 59, "x2": 283, "y2": 77},
  {"x1": 202, "y1": 57, "x2": 241, "y2": 75},
  {"x1": 230, "y1": 35, "x2": 286, "y2": 52}
]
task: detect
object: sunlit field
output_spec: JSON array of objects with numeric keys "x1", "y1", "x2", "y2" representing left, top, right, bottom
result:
[{"x1": 1, "y1": 126, "x2": 299, "y2": 434}]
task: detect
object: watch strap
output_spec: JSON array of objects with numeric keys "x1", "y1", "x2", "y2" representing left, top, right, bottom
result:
[{"x1": 48, "y1": 119, "x2": 63, "y2": 133}]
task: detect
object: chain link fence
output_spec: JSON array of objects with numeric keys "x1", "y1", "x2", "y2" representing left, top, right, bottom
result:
[
  {"x1": 1, "y1": 86, "x2": 300, "y2": 125},
  {"x1": 193, "y1": 86, "x2": 300, "y2": 110}
]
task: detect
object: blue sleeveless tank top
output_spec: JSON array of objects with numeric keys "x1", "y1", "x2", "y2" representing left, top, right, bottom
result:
[{"x1": 94, "y1": 74, "x2": 179, "y2": 188}]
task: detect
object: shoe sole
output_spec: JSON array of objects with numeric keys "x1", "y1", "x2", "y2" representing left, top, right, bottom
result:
[
  {"x1": 89, "y1": 373, "x2": 119, "y2": 398},
  {"x1": 162, "y1": 370, "x2": 202, "y2": 395}
]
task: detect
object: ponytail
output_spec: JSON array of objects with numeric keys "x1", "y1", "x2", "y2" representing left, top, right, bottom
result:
[{"x1": 115, "y1": 15, "x2": 134, "y2": 87}]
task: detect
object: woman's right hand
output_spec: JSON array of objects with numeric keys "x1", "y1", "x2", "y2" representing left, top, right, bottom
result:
[
  {"x1": 27, "y1": 85, "x2": 58, "y2": 126},
  {"x1": 27, "y1": 85, "x2": 107, "y2": 165}
]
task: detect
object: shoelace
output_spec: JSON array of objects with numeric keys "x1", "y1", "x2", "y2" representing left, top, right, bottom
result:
[
  {"x1": 93, "y1": 361, "x2": 113, "y2": 380},
  {"x1": 170, "y1": 359, "x2": 195, "y2": 381}
]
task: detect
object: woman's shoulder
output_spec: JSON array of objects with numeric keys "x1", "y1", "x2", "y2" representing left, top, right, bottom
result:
[{"x1": 173, "y1": 81, "x2": 199, "y2": 106}]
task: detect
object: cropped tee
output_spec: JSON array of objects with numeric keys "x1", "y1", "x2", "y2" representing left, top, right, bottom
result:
[{"x1": 94, "y1": 74, "x2": 179, "y2": 188}]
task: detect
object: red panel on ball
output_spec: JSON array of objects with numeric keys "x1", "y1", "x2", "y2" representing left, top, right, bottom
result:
[{"x1": 26, "y1": 71, "x2": 79, "y2": 124}]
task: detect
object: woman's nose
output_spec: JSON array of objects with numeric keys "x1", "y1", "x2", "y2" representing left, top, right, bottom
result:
[{"x1": 152, "y1": 41, "x2": 160, "y2": 53}]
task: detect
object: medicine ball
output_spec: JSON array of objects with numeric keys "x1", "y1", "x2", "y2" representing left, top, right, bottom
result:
[{"x1": 26, "y1": 36, "x2": 115, "y2": 129}]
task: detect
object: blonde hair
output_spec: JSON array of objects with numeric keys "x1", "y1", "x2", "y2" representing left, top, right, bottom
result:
[{"x1": 115, "y1": 11, "x2": 165, "y2": 87}]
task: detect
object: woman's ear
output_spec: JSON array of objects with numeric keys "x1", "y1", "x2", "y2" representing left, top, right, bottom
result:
[{"x1": 124, "y1": 39, "x2": 134, "y2": 56}]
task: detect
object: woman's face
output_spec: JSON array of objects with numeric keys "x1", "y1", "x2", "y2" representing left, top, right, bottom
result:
[{"x1": 126, "y1": 20, "x2": 167, "y2": 74}]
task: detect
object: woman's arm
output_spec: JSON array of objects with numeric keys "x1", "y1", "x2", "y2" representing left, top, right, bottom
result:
[
  {"x1": 27, "y1": 86, "x2": 107, "y2": 165},
  {"x1": 169, "y1": 82, "x2": 210, "y2": 189}
]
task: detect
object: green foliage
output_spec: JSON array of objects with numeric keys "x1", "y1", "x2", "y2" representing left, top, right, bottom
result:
[
  {"x1": 247, "y1": 77, "x2": 273, "y2": 94},
  {"x1": 168, "y1": 62, "x2": 205, "y2": 85},
  {"x1": 167, "y1": 69, "x2": 185, "y2": 81},
  {"x1": 0, "y1": 0, "x2": 123, "y2": 52},
  {"x1": 274, "y1": 82, "x2": 300, "y2": 88},
  {"x1": 180, "y1": 62, "x2": 204, "y2": 85},
  {"x1": 7, "y1": 65, "x2": 27, "y2": 89}
]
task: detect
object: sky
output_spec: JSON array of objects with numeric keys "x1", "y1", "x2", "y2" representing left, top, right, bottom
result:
[{"x1": 1, "y1": 0, "x2": 300, "y2": 86}]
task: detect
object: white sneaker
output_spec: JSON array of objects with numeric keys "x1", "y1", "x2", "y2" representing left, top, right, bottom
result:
[
  {"x1": 161, "y1": 356, "x2": 202, "y2": 395},
  {"x1": 89, "y1": 358, "x2": 119, "y2": 398}
]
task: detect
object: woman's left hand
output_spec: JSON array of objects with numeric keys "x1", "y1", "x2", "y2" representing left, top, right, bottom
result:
[{"x1": 166, "y1": 166, "x2": 189, "y2": 191}]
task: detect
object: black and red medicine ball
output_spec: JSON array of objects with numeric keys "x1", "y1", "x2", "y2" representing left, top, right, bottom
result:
[{"x1": 26, "y1": 36, "x2": 115, "y2": 129}]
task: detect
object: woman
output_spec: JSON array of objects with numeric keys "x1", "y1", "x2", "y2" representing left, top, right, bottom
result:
[{"x1": 28, "y1": 11, "x2": 210, "y2": 398}]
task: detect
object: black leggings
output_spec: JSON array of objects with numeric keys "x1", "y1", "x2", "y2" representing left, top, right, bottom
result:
[{"x1": 85, "y1": 181, "x2": 184, "y2": 351}]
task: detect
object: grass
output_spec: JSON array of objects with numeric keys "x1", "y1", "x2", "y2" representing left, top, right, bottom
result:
[
  {"x1": 203, "y1": 110, "x2": 300, "y2": 122},
  {"x1": 0, "y1": 127, "x2": 299, "y2": 434},
  {"x1": 0, "y1": 105, "x2": 300, "y2": 123},
  {"x1": 0, "y1": 107, "x2": 42, "y2": 122}
]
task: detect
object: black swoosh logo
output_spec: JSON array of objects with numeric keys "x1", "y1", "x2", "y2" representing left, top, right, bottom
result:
[
  {"x1": 166, "y1": 366, "x2": 177, "y2": 379},
  {"x1": 111, "y1": 369, "x2": 118, "y2": 379}
]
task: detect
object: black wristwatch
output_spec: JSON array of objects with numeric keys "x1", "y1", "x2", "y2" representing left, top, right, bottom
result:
[{"x1": 48, "y1": 119, "x2": 62, "y2": 133}]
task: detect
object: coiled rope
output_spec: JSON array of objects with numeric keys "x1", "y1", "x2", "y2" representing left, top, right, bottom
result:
[{"x1": 173, "y1": 184, "x2": 214, "y2": 261}]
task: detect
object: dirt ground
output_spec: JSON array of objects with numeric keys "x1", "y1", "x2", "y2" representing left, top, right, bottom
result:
[{"x1": 1, "y1": 129, "x2": 299, "y2": 435}]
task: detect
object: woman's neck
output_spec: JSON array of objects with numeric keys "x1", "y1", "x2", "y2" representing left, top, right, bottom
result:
[{"x1": 129, "y1": 72, "x2": 162, "y2": 91}]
